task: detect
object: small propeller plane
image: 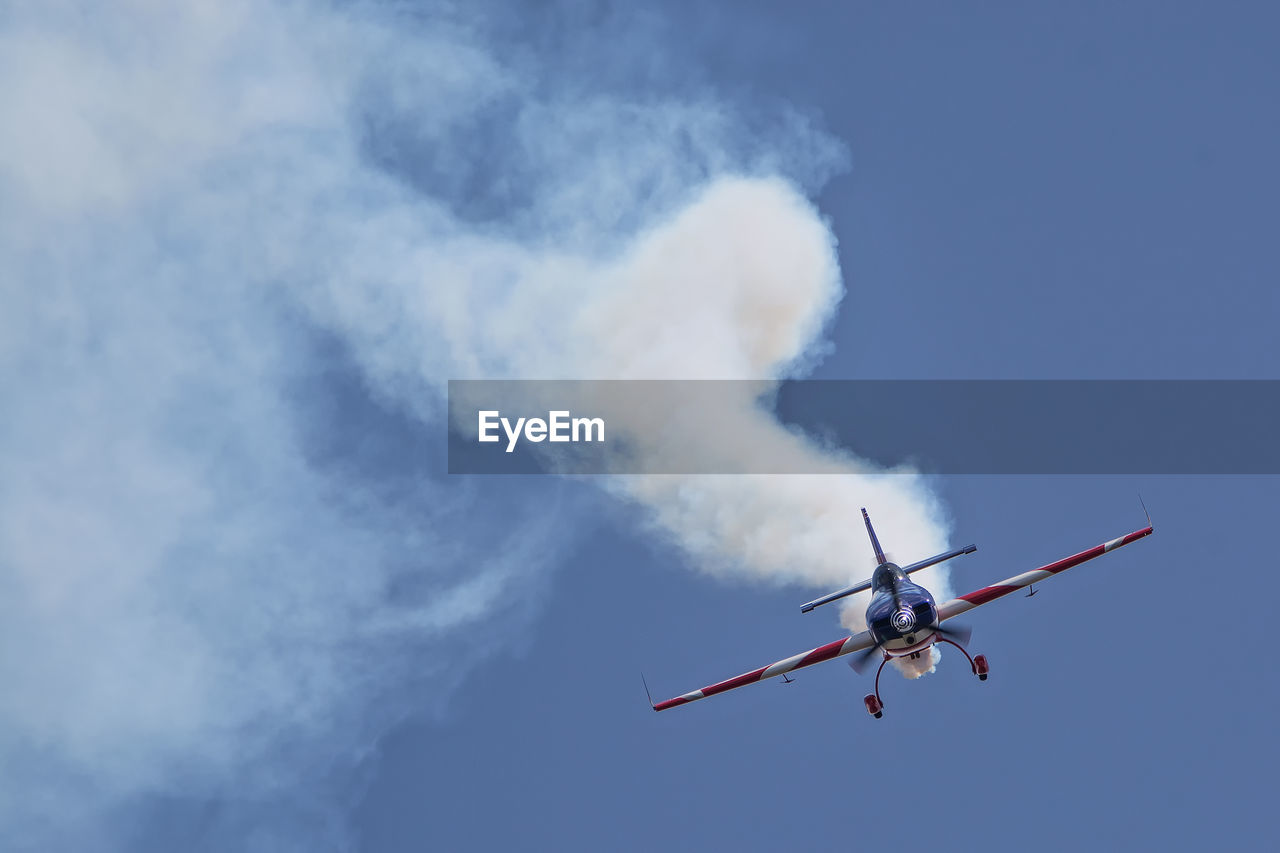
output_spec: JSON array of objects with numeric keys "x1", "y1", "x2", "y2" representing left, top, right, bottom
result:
[{"x1": 647, "y1": 506, "x2": 1153, "y2": 719}]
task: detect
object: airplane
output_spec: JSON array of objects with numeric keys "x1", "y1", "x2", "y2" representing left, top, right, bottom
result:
[{"x1": 647, "y1": 506, "x2": 1153, "y2": 719}]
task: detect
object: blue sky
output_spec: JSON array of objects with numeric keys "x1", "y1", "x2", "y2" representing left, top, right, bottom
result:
[
  {"x1": 2, "y1": 2, "x2": 1277, "y2": 851},
  {"x1": 354, "y1": 4, "x2": 1278, "y2": 851}
]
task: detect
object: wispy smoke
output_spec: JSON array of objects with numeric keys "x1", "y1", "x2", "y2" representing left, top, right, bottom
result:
[
  {"x1": 515, "y1": 175, "x2": 956, "y2": 672},
  {"x1": 0, "y1": 0, "x2": 950, "y2": 848}
]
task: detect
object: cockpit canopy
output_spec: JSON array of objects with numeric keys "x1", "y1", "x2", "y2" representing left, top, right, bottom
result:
[{"x1": 871, "y1": 562, "x2": 907, "y2": 590}]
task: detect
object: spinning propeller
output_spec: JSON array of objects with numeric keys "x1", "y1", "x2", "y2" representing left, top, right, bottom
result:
[{"x1": 847, "y1": 621, "x2": 973, "y2": 674}]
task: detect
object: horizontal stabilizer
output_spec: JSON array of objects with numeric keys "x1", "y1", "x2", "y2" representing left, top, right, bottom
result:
[
  {"x1": 900, "y1": 544, "x2": 977, "y2": 575},
  {"x1": 800, "y1": 578, "x2": 873, "y2": 613},
  {"x1": 800, "y1": 544, "x2": 977, "y2": 614}
]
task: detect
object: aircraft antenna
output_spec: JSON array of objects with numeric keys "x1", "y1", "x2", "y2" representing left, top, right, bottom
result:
[{"x1": 1138, "y1": 494, "x2": 1153, "y2": 529}]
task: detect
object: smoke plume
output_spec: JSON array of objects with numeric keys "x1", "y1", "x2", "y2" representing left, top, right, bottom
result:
[{"x1": 0, "y1": 0, "x2": 952, "y2": 848}]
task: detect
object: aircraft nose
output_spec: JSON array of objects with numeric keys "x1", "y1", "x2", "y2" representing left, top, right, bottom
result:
[{"x1": 890, "y1": 608, "x2": 918, "y2": 633}]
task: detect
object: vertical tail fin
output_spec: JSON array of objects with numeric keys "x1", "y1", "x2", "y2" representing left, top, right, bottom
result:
[{"x1": 862, "y1": 507, "x2": 887, "y2": 566}]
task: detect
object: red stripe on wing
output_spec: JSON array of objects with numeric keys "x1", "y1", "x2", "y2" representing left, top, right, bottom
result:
[
  {"x1": 953, "y1": 526, "x2": 1153, "y2": 610},
  {"x1": 1040, "y1": 543, "x2": 1107, "y2": 575},
  {"x1": 960, "y1": 584, "x2": 1020, "y2": 606},
  {"x1": 691, "y1": 636, "x2": 853, "y2": 700},
  {"x1": 649, "y1": 632, "x2": 874, "y2": 711},
  {"x1": 796, "y1": 636, "x2": 851, "y2": 667},
  {"x1": 701, "y1": 665, "x2": 771, "y2": 698},
  {"x1": 1120, "y1": 529, "x2": 1152, "y2": 546}
]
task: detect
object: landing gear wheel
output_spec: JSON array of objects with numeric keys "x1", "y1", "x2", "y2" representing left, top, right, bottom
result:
[
  {"x1": 973, "y1": 654, "x2": 989, "y2": 681},
  {"x1": 863, "y1": 694, "x2": 883, "y2": 719}
]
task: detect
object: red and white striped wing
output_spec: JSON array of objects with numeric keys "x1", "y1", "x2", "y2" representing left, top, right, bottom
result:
[
  {"x1": 936, "y1": 525, "x2": 1153, "y2": 622},
  {"x1": 651, "y1": 631, "x2": 876, "y2": 711}
]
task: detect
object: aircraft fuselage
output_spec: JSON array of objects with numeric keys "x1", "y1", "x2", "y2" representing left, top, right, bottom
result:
[{"x1": 866, "y1": 563, "x2": 939, "y2": 655}]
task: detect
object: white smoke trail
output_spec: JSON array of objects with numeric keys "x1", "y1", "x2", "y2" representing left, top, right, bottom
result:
[
  {"x1": 0, "y1": 0, "x2": 951, "y2": 848},
  {"x1": 496, "y1": 174, "x2": 957, "y2": 674}
]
